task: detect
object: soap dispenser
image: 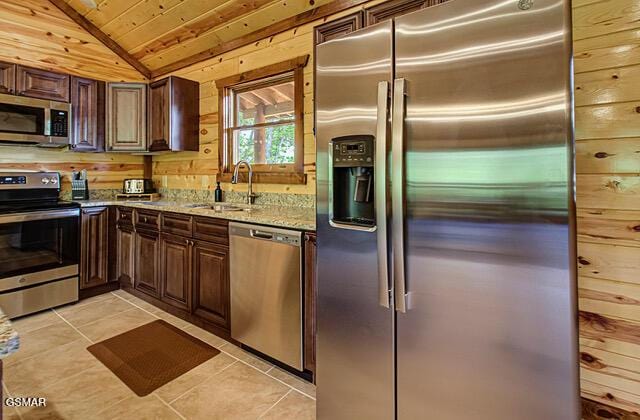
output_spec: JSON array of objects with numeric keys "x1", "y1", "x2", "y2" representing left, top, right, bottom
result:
[{"x1": 214, "y1": 181, "x2": 223, "y2": 202}]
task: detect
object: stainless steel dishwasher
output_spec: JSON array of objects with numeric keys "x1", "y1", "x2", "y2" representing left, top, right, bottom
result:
[{"x1": 229, "y1": 222, "x2": 303, "y2": 370}]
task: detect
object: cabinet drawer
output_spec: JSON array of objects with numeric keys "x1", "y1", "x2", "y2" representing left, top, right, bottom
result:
[
  {"x1": 135, "y1": 209, "x2": 160, "y2": 231},
  {"x1": 161, "y1": 212, "x2": 192, "y2": 236},
  {"x1": 193, "y1": 217, "x2": 229, "y2": 245},
  {"x1": 117, "y1": 207, "x2": 134, "y2": 227}
]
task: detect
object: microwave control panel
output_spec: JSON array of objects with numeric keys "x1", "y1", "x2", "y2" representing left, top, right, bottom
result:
[{"x1": 50, "y1": 110, "x2": 69, "y2": 137}]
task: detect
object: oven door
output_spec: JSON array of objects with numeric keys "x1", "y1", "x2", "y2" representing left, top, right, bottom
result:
[{"x1": 0, "y1": 208, "x2": 79, "y2": 290}]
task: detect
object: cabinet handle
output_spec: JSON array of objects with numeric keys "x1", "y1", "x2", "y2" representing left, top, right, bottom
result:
[{"x1": 143, "y1": 216, "x2": 148, "y2": 223}]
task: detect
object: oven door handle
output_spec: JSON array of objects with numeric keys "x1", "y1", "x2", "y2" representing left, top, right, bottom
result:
[{"x1": 0, "y1": 208, "x2": 80, "y2": 224}]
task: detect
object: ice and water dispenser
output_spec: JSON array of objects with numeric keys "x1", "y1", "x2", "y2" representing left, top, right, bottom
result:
[{"x1": 329, "y1": 135, "x2": 376, "y2": 229}]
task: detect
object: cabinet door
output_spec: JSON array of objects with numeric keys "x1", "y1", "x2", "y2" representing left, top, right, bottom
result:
[
  {"x1": 314, "y1": 12, "x2": 364, "y2": 45},
  {"x1": 117, "y1": 226, "x2": 134, "y2": 287},
  {"x1": 148, "y1": 76, "x2": 199, "y2": 152},
  {"x1": 148, "y1": 77, "x2": 170, "y2": 151},
  {"x1": 16, "y1": 65, "x2": 70, "y2": 102},
  {"x1": 0, "y1": 62, "x2": 15, "y2": 94},
  {"x1": 70, "y1": 76, "x2": 105, "y2": 152},
  {"x1": 80, "y1": 207, "x2": 109, "y2": 290},
  {"x1": 160, "y1": 233, "x2": 191, "y2": 311},
  {"x1": 106, "y1": 83, "x2": 147, "y2": 151},
  {"x1": 134, "y1": 229, "x2": 160, "y2": 297},
  {"x1": 192, "y1": 241, "x2": 230, "y2": 329},
  {"x1": 304, "y1": 232, "x2": 317, "y2": 374}
]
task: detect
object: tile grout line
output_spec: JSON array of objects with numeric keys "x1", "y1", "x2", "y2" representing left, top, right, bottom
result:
[
  {"x1": 257, "y1": 388, "x2": 292, "y2": 419},
  {"x1": 109, "y1": 291, "x2": 162, "y2": 320},
  {"x1": 152, "y1": 393, "x2": 187, "y2": 420},
  {"x1": 166, "y1": 360, "x2": 240, "y2": 405},
  {"x1": 52, "y1": 308, "x2": 95, "y2": 344},
  {"x1": 217, "y1": 348, "x2": 316, "y2": 401}
]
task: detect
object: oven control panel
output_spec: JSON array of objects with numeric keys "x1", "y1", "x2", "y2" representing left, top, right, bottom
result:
[
  {"x1": 0, "y1": 173, "x2": 60, "y2": 189},
  {"x1": 0, "y1": 176, "x2": 27, "y2": 185}
]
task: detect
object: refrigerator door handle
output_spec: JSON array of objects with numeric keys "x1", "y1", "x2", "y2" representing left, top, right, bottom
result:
[
  {"x1": 375, "y1": 81, "x2": 391, "y2": 308},
  {"x1": 392, "y1": 78, "x2": 409, "y2": 313}
]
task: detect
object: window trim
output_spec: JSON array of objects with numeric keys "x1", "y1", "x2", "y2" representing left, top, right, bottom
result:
[{"x1": 215, "y1": 55, "x2": 309, "y2": 184}]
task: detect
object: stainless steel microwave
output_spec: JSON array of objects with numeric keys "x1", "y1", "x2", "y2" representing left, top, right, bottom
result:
[{"x1": 0, "y1": 93, "x2": 70, "y2": 148}]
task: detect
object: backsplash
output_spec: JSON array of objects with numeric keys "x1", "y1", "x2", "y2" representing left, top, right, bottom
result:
[
  {"x1": 60, "y1": 189, "x2": 121, "y2": 201},
  {"x1": 158, "y1": 188, "x2": 315, "y2": 208}
]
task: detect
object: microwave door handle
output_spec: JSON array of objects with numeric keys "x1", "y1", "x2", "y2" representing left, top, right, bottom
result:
[
  {"x1": 375, "y1": 81, "x2": 391, "y2": 309},
  {"x1": 392, "y1": 78, "x2": 408, "y2": 313},
  {"x1": 44, "y1": 108, "x2": 51, "y2": 136}
]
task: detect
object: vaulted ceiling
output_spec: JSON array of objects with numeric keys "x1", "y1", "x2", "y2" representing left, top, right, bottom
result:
[{"x1": 57, "y1": 0, "x2": 341, "y2": 78}]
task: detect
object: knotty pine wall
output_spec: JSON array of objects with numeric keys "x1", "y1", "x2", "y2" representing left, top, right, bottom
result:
[
  {"x1": 152, "y1": 0, "x2": 388, "y2": 196},
  {"x1": 0, "y1": 0, "x2": 146, "y2": 196},
  {"x1": 574, "y1": 0, "x2": 640, "y2": 413}
]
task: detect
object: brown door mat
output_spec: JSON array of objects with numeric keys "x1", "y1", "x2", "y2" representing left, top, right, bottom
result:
[{"x1": 87, "y1": 319, "x2": 220, "y2": 396}]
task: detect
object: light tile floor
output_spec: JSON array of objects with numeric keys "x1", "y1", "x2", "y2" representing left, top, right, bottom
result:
[{"x1": 4, "y1": 290, "x2": 316, "y2": 420}]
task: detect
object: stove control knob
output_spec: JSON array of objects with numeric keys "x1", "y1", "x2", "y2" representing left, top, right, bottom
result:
[
  {"x1": 50, "y1": 177, "x2": 58, "y2": 184},
  {"x1": 41, "y1": 178, "x2": 50, "y2": 184}
]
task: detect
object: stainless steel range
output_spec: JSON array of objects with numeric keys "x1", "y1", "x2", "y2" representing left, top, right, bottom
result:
[{"x1": 0, "y1": 172, "x2": 79, "y2": 318}]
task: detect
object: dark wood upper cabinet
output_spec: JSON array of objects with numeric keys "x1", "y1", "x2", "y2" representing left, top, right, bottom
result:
[
  {"x1": 80, "y1": 207, "x2": 109, "y2": 290},
  {"x1": 148, "y1": 76, "x2": 199, "y2": 152},
  {"x1": 364, "y1": 0, "x2": 427, "y2": 25},
  {"x1": 315, "y1": 0, "x2": 450, "y2": 46},
  {"x1": 160, "y1": 233, "x2": 192, "y2": 311},
  {"x1": 134, "y1": 228, "x2": 161, "y2": 298},
  {"x1": 70, "y1": 76, "x2": 105, "y2": 152},
  {"x1": 106, "y1": 82, "x2": 147, "y2": 152},
  {"x1": 191, "y1": 240, "x2": 230, "y2": 330},
  {"x1": 16, "y1": 65, "x2": 70, "y2": 102},
  {"x1": 314, "y1": 11, "x2": 364, "y2": 45},
  {"x1": 304, "y1": 232, "x2": 317, "y2": 375},
  {"x1": 0, "y1": 62, "x2": 15, "y2": 94}
]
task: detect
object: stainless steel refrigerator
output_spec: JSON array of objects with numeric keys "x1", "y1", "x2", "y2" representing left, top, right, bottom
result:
[{"x1": 315, "y1": 1, "x2": 579, "y2": 419}]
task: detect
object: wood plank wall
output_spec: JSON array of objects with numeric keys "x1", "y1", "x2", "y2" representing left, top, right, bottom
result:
[
  {"x1": 574, "y1": 0, "x2": 640, "y2": 413},
  {"x1": 153, "y1": 0, "x2": 388, "y2": 196},
  {"x1": 0, "y1": 0, "x2": 146, "y2": 195}
]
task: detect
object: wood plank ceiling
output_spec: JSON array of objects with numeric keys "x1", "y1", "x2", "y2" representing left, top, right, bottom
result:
[{"x1": 58, "y1": 0, "x2": 340, "y2": 78}]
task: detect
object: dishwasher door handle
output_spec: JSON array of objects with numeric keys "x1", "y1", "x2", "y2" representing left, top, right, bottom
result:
[{"x1": 250, "y1": 230, "x2": 274, "y2": 240}]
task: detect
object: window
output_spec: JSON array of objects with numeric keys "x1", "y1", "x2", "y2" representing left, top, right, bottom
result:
[{"x1": 216, "y1": 56, "x2": 309, "y2": 184}]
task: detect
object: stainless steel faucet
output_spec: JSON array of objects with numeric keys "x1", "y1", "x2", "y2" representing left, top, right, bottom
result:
[{"x1": 231, "y1": 160, "x2": 257, "y2": 204}]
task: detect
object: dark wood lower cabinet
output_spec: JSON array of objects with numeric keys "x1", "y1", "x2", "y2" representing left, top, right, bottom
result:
[
  {"x1": 110, "y1": 207, "x2": 317, "y2": 376},
  {"x1": 304, "y1": 232, "x2": 317, "y2": 376},
  {"x1": 134, "y1": 229, "x2": 161, "y2": 298},
  {"x1": 80, "y1": 207, "x2": 109, "y2": 290},
  {"x1": 117, "y1": 225, "x2": 134, "y2": 287},
  {"x1": 160, "y1": 233, "x2": 192, "y2": 311},
  {"x1": 192, "y1": 240, "x2": 230, "y2": 330}
]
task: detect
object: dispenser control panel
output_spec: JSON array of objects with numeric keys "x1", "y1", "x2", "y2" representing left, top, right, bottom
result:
[{"x1": 332, "y1": 135, "x2": 374, "y2": 167}]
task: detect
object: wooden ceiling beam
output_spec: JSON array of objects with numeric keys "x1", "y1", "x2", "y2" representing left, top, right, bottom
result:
[
  {"x1": 150, "y1": 0, "x2": 371, "y2": 78},
  {"x1": 48, "y1": 0, "x2": 152, "y2": 79}
]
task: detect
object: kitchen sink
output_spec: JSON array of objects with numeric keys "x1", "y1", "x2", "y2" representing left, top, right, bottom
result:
[{"x1": 181, "y1": 203, "x2": 254, "y2": 212}]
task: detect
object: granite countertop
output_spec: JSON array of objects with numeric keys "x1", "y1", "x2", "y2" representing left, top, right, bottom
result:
[
  {"x1": 0, "y1": 310, "x2": 19, "y2": 359},
  {"x1": 77, "y1": 200, "x2": 316, "y2": 231}
]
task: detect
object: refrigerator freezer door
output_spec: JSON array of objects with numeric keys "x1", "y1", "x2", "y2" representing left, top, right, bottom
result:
[
  {"x1": 394, "y1": 1, "x2": 579, "y2": 419},
  {"x1": 316, "y1": 21, "x2": 395, "y2": 420}
]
